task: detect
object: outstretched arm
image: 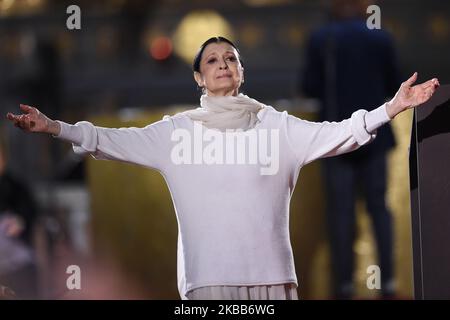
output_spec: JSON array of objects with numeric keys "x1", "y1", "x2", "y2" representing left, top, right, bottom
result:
[
  {"x1": 287, "y1": 73, "x2": 440, "y2": 166},
  {"x1": 6, "y1": 105, "x2": 174, "y2": 171}
]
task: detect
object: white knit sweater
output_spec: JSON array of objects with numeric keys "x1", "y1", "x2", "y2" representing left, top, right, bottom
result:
[{"x1": 55, "y1": 103, "x2": 391, "y2": 299}]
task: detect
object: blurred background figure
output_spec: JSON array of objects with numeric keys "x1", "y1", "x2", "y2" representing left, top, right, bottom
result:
[
  {"x1": 50, "y1": 244, "x2": 151, "y2": 300},
  {"x1": 300, "y1": 0, "x2": 401, "y2": 299},
  {"x1": 0, "y1": 136, "x2": 39, "y2": 299},
  {"x1": 0, "y1": 284, "x2": 16, "y2": 299}
]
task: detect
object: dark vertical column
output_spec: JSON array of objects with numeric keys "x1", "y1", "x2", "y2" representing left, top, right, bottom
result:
[{"x1": 410, "y1": 85, "x2": 450, "y2": 299}]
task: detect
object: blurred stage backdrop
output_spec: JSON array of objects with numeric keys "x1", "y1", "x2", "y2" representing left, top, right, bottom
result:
[{"x1": 0, "y1": 0, "x2": 449, "y2": 299}]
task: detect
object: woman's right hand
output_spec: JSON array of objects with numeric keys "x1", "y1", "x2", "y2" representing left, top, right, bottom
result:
[{"x1": 6, "y1": 104, "x2": 60, "y2": 135}]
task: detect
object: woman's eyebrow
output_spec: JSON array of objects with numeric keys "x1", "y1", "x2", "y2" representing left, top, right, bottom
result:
[{"x1": 204, "y1": 52, "x2": 217, "y2": 59}]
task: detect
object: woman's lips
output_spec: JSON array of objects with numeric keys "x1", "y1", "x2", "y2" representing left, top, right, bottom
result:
[{"x1": 217, "y1": 74, "x2": 232, "y2": 79}]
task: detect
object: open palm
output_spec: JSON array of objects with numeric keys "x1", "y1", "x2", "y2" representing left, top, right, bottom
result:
[
  {"x1": 392, "y1": 72, "x2": 440, "y2": 111},
  {"x1": 6, "y1": 104, "x2": 50, "y2": 133}
]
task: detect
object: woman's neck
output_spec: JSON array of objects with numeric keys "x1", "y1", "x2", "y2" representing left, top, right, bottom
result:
[{"x1": 205, "y1": 88, "x2": 239, "y2": 97}]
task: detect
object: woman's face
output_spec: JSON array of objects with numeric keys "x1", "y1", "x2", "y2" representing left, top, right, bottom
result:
[{"x1": 194, "y1": 42, "x2": 244, "y2": 97}]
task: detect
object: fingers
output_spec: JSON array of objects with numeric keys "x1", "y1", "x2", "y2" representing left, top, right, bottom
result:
[
  {"x1": 432, "y1": 78, "x2": 440, "y2": 87},
  {"x1": 6, "y1": 104, "x2": 35, "y2": 120},
  {"x1": 417, "y1": 84, "x2": 437, "y2": 106},
  {"x1": 22, "y1": 114, "x2": 31, "y2": 129},
  {"x1": 423, "y1": 79, "x2": 439, "y2": 95},
  {"x1": 420, "y1": 78, "x2": 440, "y2": 90},
  {"x1": 403, "y1": 72, "x2": 418, "y2": 87},
  {"x1": 6, "y1": 113, "x2": 21, "y2": 128},
  {"x1": 6, "y1": 112, "x2": 21, "y2": 124},
  {"x1": 6, "y1": 104, "x2": 38, "y2": 131},
  {"x1": 6, "y1": 112, "x2": 31, "y2": 130},
  {"x1": 15, "y1": 115, "x2": 26, "y2": 129},
  {"x1": 6, "y1": 112, "x2": 16, "y2": 121},
  {"x1": 20, "y1": 104, "x2": 36, "y2": 114}
]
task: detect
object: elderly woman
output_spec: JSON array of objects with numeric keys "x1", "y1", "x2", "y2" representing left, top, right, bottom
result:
[{"x1": 6, "y1": 36, "x2": 439, "y2": 300}]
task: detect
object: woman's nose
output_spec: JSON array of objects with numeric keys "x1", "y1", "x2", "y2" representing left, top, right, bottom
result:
[{"x1": 219, "y1": 59, "x2": 228, "y2": 69}]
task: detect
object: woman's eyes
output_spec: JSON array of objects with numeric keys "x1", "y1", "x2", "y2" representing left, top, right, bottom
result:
[{"x1": 206, "y1": 56, "x2": 237, "y2": 64}]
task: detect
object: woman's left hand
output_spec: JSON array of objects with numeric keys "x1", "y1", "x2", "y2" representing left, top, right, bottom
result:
[{"x1": 386, "y1": 72, "x2": 440, "y2": 119}]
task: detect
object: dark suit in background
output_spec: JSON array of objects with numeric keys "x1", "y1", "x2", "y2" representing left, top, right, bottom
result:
[{"x1": 301, "y1": 15, "x2": 401, "y2": 298}]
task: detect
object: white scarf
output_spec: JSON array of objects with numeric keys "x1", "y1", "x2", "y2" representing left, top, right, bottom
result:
[{"x1": 184, "y1": 93, "x2": 265, "y2": 132}]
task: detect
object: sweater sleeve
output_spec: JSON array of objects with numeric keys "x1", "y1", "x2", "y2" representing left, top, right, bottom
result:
[
  {"x1": 54, "y1": 117, "x2": 174, "y2": 171},
  {"x1": 286, "y1": 103, "x2": 392, "y2": 166}
]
